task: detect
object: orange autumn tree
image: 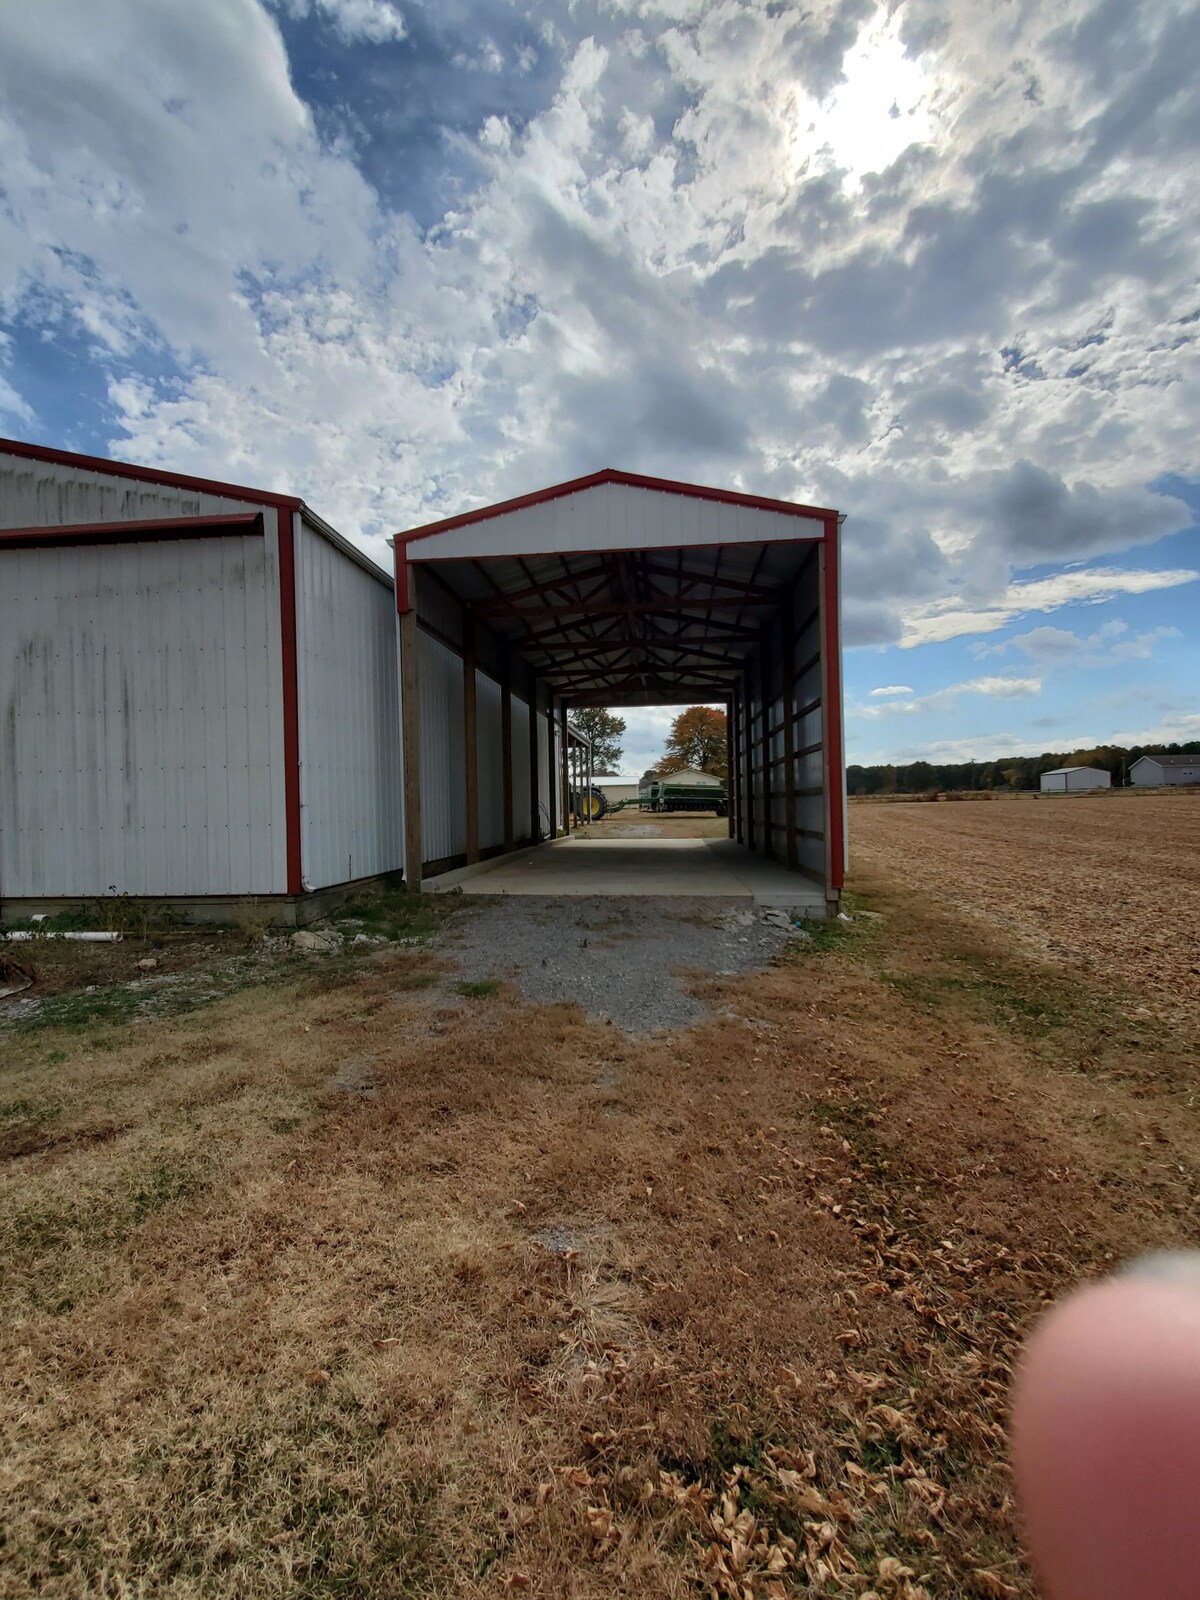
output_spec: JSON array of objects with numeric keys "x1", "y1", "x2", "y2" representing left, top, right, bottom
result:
[{"x1": 658, "y1": 705, "x2": 728, "y2": 782}]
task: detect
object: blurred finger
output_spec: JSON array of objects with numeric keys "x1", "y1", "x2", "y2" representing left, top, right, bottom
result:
[{"x1": 1011, "y1": 1254, "x2": 1200, "y2": 1600}]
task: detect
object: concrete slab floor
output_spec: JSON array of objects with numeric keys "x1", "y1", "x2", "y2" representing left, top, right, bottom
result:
[{"x1": 426, "y1": 835, "x2": 828, "y2": 913}]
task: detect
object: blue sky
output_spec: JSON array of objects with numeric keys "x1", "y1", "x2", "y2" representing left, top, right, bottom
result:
[{"x1": 1, "y1": 0, "x2": 1197, "y2": 777}]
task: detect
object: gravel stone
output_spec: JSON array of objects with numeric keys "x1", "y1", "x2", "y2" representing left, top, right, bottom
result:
[{"x1": 439, "y1": 895, "x2": 808, "y2": 1033}]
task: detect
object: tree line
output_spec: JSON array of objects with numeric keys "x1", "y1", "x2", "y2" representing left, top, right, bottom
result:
[
  {"x1": 847, "y1": 740, "x2": 1200, "y2": 795},
  {"x1": 571, "y1": 706, "x2": 729, "y2": 782}
]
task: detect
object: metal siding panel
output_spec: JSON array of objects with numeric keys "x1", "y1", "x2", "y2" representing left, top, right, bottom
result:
[
  {"x1": 510, "y1": 695, "x2": 531, "y2": 839},
  {"x1": 0, "y1": 535, "x2": 282, "y2": 897},
  {"x1": 475, "y1": 670, "x2": 505, "y2": 851},
  {"x1": 296, "y1": 519, "x2": 404, "y2": 890},
  {"x1": 407, "y1": 480, "x2": 826, "y2": 560},
  {"x1": 537, "y1": 710, "x2": 550, "y2": 824},
  {"x1": 418, "y1": 631, "x2": 466, "y2": 864},
  {"x1": 0, "y1": 451, "x2": 261, "y2": 528}
]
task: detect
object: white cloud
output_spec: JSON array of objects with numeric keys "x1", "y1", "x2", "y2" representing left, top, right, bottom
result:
[
  {"x1": 0, "y1": 0, "x2": 1195, "y2": 687},
  {"x1": 868, "y1": 684, "x2": 914, "y2": 697},
  {"x1": 272, "y1": 0, "x2": 406, "y2": 43},
  {"x1": 900, "y1": 567, "x2": 1200, "y2": 647},
  {"x1": 857, "y1": 674, "x2": 1041, "y2": 719},
  {"x1": 975, "y1": 619, "x2": 1183, "y2": 666}
]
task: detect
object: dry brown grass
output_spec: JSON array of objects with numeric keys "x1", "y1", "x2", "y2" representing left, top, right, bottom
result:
[
  {"x1": 2, "y1": 874, "x2": 1199, "y2": 1599},
  {"x1": 850, "y1": 791, "x2": 1200, "y2": 1026}
]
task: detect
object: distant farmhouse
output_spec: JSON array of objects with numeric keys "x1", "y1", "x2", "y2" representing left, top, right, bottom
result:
[
  {"x1": 1039, "y1": 766, "x2": 1111, "y2": 793},
  {"x1": 1129, "y1": 753, "x2": 1200, "y2": 787}
]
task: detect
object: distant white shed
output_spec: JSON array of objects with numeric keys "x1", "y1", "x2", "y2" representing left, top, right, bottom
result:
[
  {"x1": 1129, "y1": 754, "x2": 1200, "y2": 787},
  {"x1": 592, "y1": 775, "x2": 640, "y2": 805},
  {"x1": 1039, "y1": 766, "x2": 1111, "y2": 792},
  {"x1": 657, "y1": 767, "x2": 723, "y2": 787}
]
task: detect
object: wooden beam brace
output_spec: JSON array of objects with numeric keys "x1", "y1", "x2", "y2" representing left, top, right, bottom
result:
[
  {"x1": 471, "y1": 563, "x2": 613, "y2": 611},
  {"x1": 484, "y1": 597, "x2": 776, "y2": 618}
]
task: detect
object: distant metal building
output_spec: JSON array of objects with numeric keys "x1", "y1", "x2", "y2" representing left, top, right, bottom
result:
[
  {"x1": 0, "y1": 438, "x2": 401, "y2": 922},
  {"x1": 1129, "y1": 754, "x2": 1200, "y2": 787},
  {"x1": 592, "y1": 775, "x2": 640, "y2": 806},
  {"x1": 1039, "y1": 766, "x2": 1112, "y2": 792}
]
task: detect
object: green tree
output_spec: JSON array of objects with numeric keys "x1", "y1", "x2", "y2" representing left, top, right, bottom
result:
[
  {"x1": 571, "y1": 708, "x2": 626, "y2": 771},
  {"x1": 660, "y1": 706, "x2": 728, "y2": 781}
]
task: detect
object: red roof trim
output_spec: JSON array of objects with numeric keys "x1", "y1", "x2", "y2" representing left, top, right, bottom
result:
[
  {"x1": 0, "y1": 512, "x2": 265, "y2": 550},
  {"x1": 0, "y1": 435, "x2": 302, "y2": 510},
  {"x1": 392, "y1": 468, "x2": 837, "y2": 546}
]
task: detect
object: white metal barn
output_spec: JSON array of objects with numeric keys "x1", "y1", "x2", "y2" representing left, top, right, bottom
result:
[
  {"x1": 0, "y1": 438, "x2": 401, "y2": 922},
  {"x1": 1, "y1": 447, "x2": 846, "y2": 920},
  {"x1": 656, "y1": 767, "x2": 723, "y2": 788},
  {"x1": 393, "y1": 469, "x2": 847, "y2": 910},
  {"x1": 1039, "y1": 766, "x2": 1112, "y2": 792},
  {"x1": 1129, "y1": 754, "x2": 1200, "y2": 787}
]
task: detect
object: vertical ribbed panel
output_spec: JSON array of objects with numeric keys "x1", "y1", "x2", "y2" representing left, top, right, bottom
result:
[
  {"x1": 510, "y1": 696, "x2": 532, "y2": 843},
  {"x1": 537, "y1": 709, "x2": 550, "y2": 827},
  {"x1": 418, "y1": 631, "x2": 466, "y2": 865},
  {"x1": 0, "y1": 535, "x2": 286, "y2": 896},
  {"x1": 475, "y1": 670, "x2": 505, "y2": 851},
  {"x1": 295, "y1": 519, "x2": 403, "y2": 889},
  {"x1": 0, "y1": 450, "x2": 262, "y2": 528}
]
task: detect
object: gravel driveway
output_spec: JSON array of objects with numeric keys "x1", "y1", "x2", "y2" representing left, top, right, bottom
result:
[{"x1": 439, "y1": 894, "x2": 807, "y2": 1031}]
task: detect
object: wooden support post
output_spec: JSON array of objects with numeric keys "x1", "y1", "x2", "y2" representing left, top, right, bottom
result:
[
  {"x1": 463, "y1": 618, "x2": 479, "y2": 865},
  {"x1": 727, "y1": 691, "x2": 739, "y2": 841},
  {"x1": 501, "y1": 676, "x2": 514, "y2": 851},
  {"x1": 759, "y1": 626, "x2": 773, "y2": 859},
  {"x1": 399, "y1": 610, "x2": 423, "y2": 892},
  {"x1": 729, "y1": 697, "x2": 739, "y2": 844},
  {"x1": 559, "y1": 703, "x2": 570, "y2": 835},
  {"x1": 779, "y1": 604, "x2": 798, "y2": 870},
  {"x1": 586, "y1": 739, "x2": 593, "y2": 826},
  {"x1": 528, "y1": 680, "x2": 541, "y2": 845},
  {"x1": 547, "y1": 697, "x2": 558, "y2": 840},
  {"x1": 743, "y1": 666, "x2": 756, "y2": 853}
]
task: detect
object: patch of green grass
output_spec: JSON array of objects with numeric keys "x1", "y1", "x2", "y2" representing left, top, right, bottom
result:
[
  {"x1": 129, "y1": 1159, "x2": 203, "y2": 1225},
  {"x1": 881, "y1": 969, "x2": 1067, "y2": 1033},
  {"x1": 333, "y1": 887, "x2": 439, "y2": 945},
  {"x1": 19, "y1": 984, "x2": 144, "y2": 1033},
  {"x1": 455, "y1": 979, "x2": 500, "y2": 999},
  {"x1": 0, "y1": 1098, "x2": 63, "y2": 1129}
]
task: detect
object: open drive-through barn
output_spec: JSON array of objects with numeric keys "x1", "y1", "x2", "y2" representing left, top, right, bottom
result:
[{"x1": 2, "y1": 444, "x2": 847, "y2": 921}]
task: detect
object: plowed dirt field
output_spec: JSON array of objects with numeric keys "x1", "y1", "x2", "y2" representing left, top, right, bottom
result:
[{"x1": 850, "y1": 793, "x2": 1200, "y2": 1023}]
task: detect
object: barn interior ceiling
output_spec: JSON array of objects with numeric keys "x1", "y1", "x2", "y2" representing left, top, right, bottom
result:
[{"x1": 414, "y1": 541, "x2": 819, "y2": 707}]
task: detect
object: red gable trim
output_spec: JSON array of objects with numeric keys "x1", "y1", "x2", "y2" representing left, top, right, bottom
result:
[
  {"x1": 392, "y1": 467, "x2": 837, "y2": 546},
  {"x1": 0, "y1": 435, "x2": 302, "y2": 510},
  {"x1": 0, "y1": 512, "x2": 264, "y2": 550}
]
